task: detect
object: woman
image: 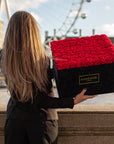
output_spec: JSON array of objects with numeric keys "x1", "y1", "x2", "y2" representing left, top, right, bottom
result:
[{"x1": 1, "y1": 11, "x2": 96, "y2": 144}]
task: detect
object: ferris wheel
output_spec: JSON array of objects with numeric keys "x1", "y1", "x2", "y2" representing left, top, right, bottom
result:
[
  {"x1": 0, "y1": 0, "x2": 92, "y2": 49},
  {"x1": 44, "y1": 0, "x2": 92, "y2": 50},
  {"x1": 0, "y1": 0, "x2": 10, "y2": 20},
  {"x1": 57, "y1": 0, "x2": 91, "y2": 36}
]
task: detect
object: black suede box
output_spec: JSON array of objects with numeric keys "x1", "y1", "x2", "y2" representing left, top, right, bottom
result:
[
  {"x1": 54, "y1": 62, "x2": 114, "y2": 98},
  {"x1": 51, "y1": 35, "x2": 114, "y2": 98}
]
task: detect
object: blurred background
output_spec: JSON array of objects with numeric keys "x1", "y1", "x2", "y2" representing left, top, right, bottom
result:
[
  {"x1": 1, "y1": 0, "x2": 114, "y2": 41},
  {"x1": 0, "y1": 0, "x2": 114, "y2": 105}
]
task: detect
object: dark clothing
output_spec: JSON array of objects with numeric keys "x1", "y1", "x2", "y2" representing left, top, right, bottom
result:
[
  {"x1": 7, "y1": 67, "x2": 73, "y2": 120},
  {"x1": 5, "y1": 107, "x2": 43, "y2": 144},
  {"x1": 5, "y1": 67, "x2": 74, "y2": 144},
  {"x1": 5, "y1": 96, "x2": 73, "y2": 144}
]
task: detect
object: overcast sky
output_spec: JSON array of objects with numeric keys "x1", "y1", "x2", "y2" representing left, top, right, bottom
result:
[{"x1": 1, "y1": 0, "x2": 114, "y2": 42}]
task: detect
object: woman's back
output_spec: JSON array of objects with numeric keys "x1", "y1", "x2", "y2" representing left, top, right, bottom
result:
[
  {"x1": 2, "y1": 11, "x2": 96, "y2": 144},
  {"x1": 2, "y1": 11, "x2": 50, "y2": 104}
]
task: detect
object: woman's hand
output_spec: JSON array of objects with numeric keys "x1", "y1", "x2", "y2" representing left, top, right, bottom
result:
[{"x1": 74, "y1": 89, "x2": 96, "y2": 105}]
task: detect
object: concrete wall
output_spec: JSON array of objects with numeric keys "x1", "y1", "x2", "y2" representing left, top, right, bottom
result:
[
  {"x1": 57, "y1": 105, "x2": 114, "y2": 144},
  {"x1": 1, "y1": 105, "x2": 114, "y2": 144},
  {"x1": 0, "y1": 105, "x2": 6, "y2": 144}
]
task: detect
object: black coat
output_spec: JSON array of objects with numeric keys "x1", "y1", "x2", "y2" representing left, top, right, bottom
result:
[
  {"x1": 5, "y1": 63, "x2": 74, "y2": 144},
  {"x1": 6, "y1": 67, "x2": 74, "y2": 121}
]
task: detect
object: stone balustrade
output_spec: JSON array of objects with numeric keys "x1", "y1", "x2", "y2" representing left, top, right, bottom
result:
[{"x1": 1, "y1": 105, "x2": 114, "y2": 144}]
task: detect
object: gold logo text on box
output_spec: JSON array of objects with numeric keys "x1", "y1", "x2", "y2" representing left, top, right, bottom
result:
[{"x1": 79, "y1": 73, "x2": 100, "y2": 85}]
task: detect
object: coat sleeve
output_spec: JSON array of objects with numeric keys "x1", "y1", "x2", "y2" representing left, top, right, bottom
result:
[
  {"x1": 37, "y1": 60, "x2": 74, "y2": 109},
  {"x1": 37, "y1": 94, "x2": 74, "y2": 109}
]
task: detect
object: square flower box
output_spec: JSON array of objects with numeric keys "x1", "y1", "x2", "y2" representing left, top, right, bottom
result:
[{"x1": 50, "y1": 34, "x2": 114, "y2": 97}]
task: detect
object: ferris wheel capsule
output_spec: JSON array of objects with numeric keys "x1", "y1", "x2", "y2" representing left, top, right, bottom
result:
[
  {"x1": 73, "y1": 28, "x2": 78, "y2": 34},
  {"x1": 86, "y1": 0, "x2": 92, "y2": 2},
  {"x1": 81, "y1": 13, "x2": 87, "y2": 19}
]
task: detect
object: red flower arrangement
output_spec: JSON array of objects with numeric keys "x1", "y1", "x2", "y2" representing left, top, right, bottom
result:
[{"x1": 50, "y1": 34, "x2": 114, "y2": 70}]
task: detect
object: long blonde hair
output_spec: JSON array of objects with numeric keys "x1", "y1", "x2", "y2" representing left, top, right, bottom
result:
[{"x1": 2, "y1": 11, "x2": 49, "y2": 103}]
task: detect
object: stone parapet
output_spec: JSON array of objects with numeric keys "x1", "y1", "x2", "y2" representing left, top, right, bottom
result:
[
  {"x1": 1, "y1": 105, "x2": 114, "y2": 144},
  {"x1": 0, "y1": 105, "x2": 6, "y2": 144},
  {"x1": 57, "y1": 105, "x2": 114, "y2": 144}
]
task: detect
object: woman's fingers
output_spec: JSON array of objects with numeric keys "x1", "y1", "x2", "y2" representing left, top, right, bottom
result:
[
  {"x1": 84, "y1": 95, "x2": 97, "y2": 99},
  {"x1": 80, "y1": 89, "x2": 87, "y2": 95},
  {"x1": 80, "y1": 89, "x2": 97, "y2": 98},
  {"x1": 74, "y1": 89, "x2": 97, "y2": 105}
]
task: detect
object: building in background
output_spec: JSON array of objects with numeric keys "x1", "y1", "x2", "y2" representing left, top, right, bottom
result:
[
  {"x1": 0, "y1": 19, "x2": 6, "y2": 88},
  {"x1": 0, "y1": 20, "x2": 3, "y2": 49},
  {"x1": 44, "y1": 30, "x2": 114, "y2": 51}
]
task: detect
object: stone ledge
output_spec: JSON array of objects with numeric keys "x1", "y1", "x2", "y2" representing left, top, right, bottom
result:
[
  {"x1": 0, "y1": 105, "x2": 6, "y2": 114},
  {"x1": 57, "y1": 105, "x2": 114, "y2": 112},
  {"x1": 1, "y1": 104, "x2": 114, "y2": 112}
]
